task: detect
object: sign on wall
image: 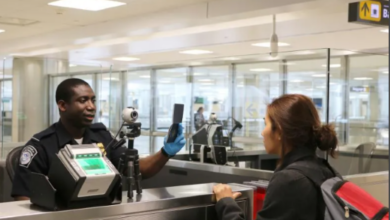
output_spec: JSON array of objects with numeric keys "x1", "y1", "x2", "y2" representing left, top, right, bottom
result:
[{"x1": 348, "y1": 0, "x2": 389, "y2": 26}]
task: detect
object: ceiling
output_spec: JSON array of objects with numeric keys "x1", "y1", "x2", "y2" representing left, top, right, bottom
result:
[{"x1": 0, "y1": 0, "x2": 387, "y2": 72}]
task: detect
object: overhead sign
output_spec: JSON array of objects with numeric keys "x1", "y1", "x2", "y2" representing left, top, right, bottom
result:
[
  {"x1": 350, "y1": 86, "x2": 370, "y2": 92},
  {"x1": 348, "y1": 0, "x2": 389, "y2": 26}
]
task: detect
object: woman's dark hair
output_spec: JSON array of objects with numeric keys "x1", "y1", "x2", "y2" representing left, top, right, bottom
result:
[
  {"x1": 197, "y1": 107, "x2": 204, "y2": 112},
  {"x1": 267, "y1": 94, "x2": 338, "y2": 158}
]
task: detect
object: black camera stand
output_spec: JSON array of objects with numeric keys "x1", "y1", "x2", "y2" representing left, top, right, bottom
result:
[{"x1": 117, "y1": 122, "x2": 142, "y2": 199}]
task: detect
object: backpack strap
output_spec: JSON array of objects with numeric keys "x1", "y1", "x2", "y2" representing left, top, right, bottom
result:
[
  {"x1": 372, "y1": 207, "x2": 389, "y2": 220},
  {"x1": 286, "y1": 159, "x2": 340, "y2": 220}
]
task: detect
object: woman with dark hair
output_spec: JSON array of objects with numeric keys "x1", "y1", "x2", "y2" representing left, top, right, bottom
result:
[{"x1": 213, "y1": 94, "x2": 339, "y2": 220}]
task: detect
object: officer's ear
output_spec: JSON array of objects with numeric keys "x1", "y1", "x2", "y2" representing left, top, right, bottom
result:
[{"x1": 57, "y1": 100, "x2": 67, "y2": 113}]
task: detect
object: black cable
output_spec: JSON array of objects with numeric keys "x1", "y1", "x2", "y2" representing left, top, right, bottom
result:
[{"x1": 105, "y1": 122, "x2": 125, "y2": 151}]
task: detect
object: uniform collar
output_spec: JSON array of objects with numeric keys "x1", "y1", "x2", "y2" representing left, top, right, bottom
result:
[
  {"x1": 275, "y1": 146, "x2": 317, "y2": 172},
  {"x1": 56, "y1": 120, "x2": 102, "y2": 148}
]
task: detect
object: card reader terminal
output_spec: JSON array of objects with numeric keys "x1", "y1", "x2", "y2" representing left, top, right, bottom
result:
[{"x1": 29, "y1": 144, "x2": 122, "y2": 210}]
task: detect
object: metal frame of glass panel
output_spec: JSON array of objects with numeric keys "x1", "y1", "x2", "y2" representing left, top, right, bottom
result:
[{"x1": 38, "y1": 49, "x2": 388, "y2": 156}]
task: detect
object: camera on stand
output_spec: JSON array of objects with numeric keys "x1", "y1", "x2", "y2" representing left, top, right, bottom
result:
[{"x1": 115, "y1": 107, "x2": 143, "y2": 200}]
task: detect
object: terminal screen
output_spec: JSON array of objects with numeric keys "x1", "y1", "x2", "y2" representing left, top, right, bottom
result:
[{"x1": 75, "y1": 156, "x2": 112, "y2": 175}]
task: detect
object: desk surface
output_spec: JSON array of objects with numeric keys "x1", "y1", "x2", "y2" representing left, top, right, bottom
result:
[{"x1": 0, "y1": 183, "x2": 253, "y2": 220}]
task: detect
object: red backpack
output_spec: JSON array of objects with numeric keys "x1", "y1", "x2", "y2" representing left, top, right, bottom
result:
[{"x1": 288, "y1": 159, "x2": 389, "y2": 220}]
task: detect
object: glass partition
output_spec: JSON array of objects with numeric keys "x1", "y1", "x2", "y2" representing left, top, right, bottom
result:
[
  {"x1": 0, "y1": 49, "x2": 387, "y2": 176},
  {"x1": 125, "y1": 70, "x2": 151, "y2": 154}
]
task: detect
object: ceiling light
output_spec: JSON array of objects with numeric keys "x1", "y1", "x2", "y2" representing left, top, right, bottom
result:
[
  {"x1": 354, "y1": 77, "x2": 372, "y2": 80},
  {"x1": 48, "y1": 0, "x2": 126, "y2": 11},
  {"x1": 222, "y1": 57, "x2": 241, "y2": 61},
  {"x1": 193, "y1": 72, "x2": 206, "y2": 76},
  {"x1": 312, "y1": 74, "x2": 327, "y2": 77},
  {"x1": 198, "y1": 79, "x2": 213, "y2": 82},
  {"x1": 381, "y1": 29, "x2": 389, "y2": 33},
  {"x1": 250, "y1": 68, "x2": 272, "y2": 72},
  {"x1": 139, "y1": 75, "x2": 150, "y2": 78},
  {"x1": 113, "y1": 57, "x2": 140, "y2": 61},
  {"x1": 0, "y1": 30, "x2": 4, "y2": 33},
  {"x1": 103, "y1": 77, "x2": 119, "y2": 81},
  {"x1": 291, "y1": 80, "x2": 304, "y2": 83},
  {"x1": 252, "y1": 42, "x2": 290, "y2": 47},
  {"x1": 69, "y1": 64, "x2": 77, "y2": 67},
  {"x1": 180, "y1": 50, "x2": 213, "y2": 55},
  {"x1": 190, "y1": 62, "x2": 204, "y2": 65},
  {"x1": 383, "y1": 71, "x2": 388, "y2": 74},
  {"x1": 322, "y1": 64, "x2": 341, "y2": 68}
]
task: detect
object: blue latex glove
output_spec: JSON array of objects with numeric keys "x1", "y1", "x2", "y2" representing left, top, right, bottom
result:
[{"x1": 163, "y1": 123, "x2": 186, "y2": 156}]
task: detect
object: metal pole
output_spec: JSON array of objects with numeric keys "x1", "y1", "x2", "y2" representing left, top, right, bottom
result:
[{"x1": 325, "y1": 48, "x2": 331, "y2": 161}]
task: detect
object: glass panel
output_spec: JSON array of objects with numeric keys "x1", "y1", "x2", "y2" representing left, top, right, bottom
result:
[
  {"x1": 192, "y1": 66, "x2": 230, "y2": 132},
  {"x1": 286, "y1": 57, "x2": 331, "y2": 122},
  {"x1": 125, "y1": 70, "x2": 151, "y2": 155},
  {"x1": 234, "y1": 62, "x2": 281, "y2": 142},
  {"x1": 233, "y1": 50, "x2": 328, "y2": 149},
  {"x1": 154, "y1": 68, "x2": 191, "y2": 153},
  {"x1": 1, "y1": 57, "x2": 14, "y2": 158},
  {"x1": 328, "y1": 49, "x2": 388, "y2": 175}
]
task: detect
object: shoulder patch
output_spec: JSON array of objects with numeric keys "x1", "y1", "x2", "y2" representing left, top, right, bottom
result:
[
  {"x1": 19, "y1": 145, "x2": 38, "y2": 168},
  {"x1": 90, "y1": 123, "x2": 108, "y2": 131}
]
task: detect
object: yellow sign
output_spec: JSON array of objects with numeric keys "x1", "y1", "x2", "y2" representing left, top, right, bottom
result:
[
  {"x1": 245, "y1": 102, "x2": 259, "y2": 118},
  {"x1": 359, "y1": 1, "x2": 382, "y2": 21}
]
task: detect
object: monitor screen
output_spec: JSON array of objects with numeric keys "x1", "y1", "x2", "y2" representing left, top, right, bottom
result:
[{"x1": 76, "y1": 156, "x2": 112, "y2": 175}]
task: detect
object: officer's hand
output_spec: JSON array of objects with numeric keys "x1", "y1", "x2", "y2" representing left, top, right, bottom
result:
[{"x1": 163, "y1": 123, "x2": 186, "y2": 156}]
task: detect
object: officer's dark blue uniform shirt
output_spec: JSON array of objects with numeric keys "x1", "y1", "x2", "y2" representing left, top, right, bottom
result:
[{"x1": 11, "y1": 121, "x2": 126, "y2": 198}]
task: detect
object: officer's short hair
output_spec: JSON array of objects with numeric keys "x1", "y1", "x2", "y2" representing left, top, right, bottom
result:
[{"x1": 56, "y1": 78, "x2": 91, "y2": 103}]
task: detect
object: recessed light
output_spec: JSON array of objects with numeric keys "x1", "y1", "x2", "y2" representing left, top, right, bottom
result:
[
  {"x1": 312, "y1": 74, "x2": 327, "y2": 77},
  {"x1": 322, "y1": 64, "x2": 341, "y2": 68},
  {"x1": 383, "y1": 71, "x2": 388, "y2": 74},
  {"x1": 222, "y1": 57, "x2": 241, "y2": 61},
  {"x1": 180, "y1": 50, "x2": 213, "y2": 55},
  {"x1": 139, "y1": 75, "x2": 150, "y2": 78},
  {"x1": 69, "y1": 64, "x2": 77, "y2": 67},
  {"x1": 0, "y1": 29, "x2": 4, "y2": 33},
  {"x1": 48, "y1": 0, "x2": 126, "y2": 11},
  {"x1": 354, "y1": 77, "x2": 372, "y2": 80},
  {"x1": 381, "y1": 29, "x2": 389, "y2": 33},
  {"x1": 291, "y1": 80, "x2": 304, "y2": 83},
  {"x1": 250, "y1": 68, "x2": 272, "y2": 72},
  {"x1": 113, "y1": 57, "x2": 140, "y2": 61},
  {"x1": 103, "y1": 77, "x2": 119, "y2": 81},
  {"x1": 252, "y1": 42, "x2": 290, "y2": 47},
  {"x1": 193, "y1": 72, "x2": 206, "y2": 76}
]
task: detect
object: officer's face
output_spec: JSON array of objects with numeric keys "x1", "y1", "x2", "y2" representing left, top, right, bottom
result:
[{"x1": 59, "y1": 85, "x2": 96, "y2": 127}]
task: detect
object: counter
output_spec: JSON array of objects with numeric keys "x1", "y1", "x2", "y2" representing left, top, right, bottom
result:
[{"x1": 0, "y1": 183, "x2": 254, "y2": 220}]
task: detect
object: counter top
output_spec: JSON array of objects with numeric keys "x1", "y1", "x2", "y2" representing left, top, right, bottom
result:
[{"x1": 0, "y1": 183, "x2": 253, "y2": 220}]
